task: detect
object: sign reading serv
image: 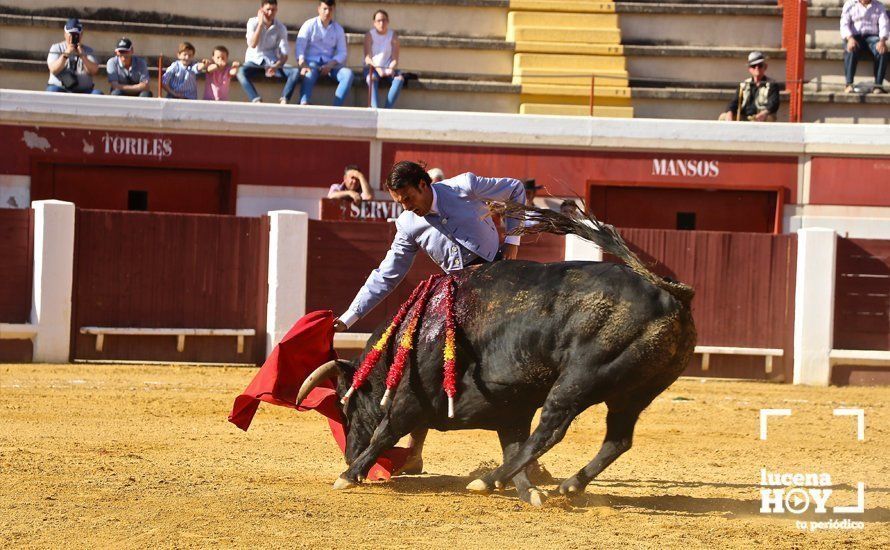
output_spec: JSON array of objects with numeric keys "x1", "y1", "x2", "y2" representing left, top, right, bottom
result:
[
  {"x1": 321, "y1": 198, "x2": 404, "y2": 221},
  {"x1": 652, "y1": 158, "x2": 720, "y2": 178}
]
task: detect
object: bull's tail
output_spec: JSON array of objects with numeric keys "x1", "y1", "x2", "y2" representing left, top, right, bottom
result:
[{"x1": 487, "y1": 200, "x2": 695, "y2": 304}]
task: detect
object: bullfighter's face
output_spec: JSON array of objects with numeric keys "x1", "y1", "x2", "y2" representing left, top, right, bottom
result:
[{"x1": 389, "y1": 181, "x2": 433, "y2": 217}]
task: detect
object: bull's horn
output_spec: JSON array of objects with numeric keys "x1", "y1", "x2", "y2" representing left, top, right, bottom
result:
[{"x1": 296, "y1": 360, "x2": 341, "y2": 406}]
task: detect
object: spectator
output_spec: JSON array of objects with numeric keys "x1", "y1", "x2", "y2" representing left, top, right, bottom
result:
[
  {"x1": 46, "y1": 18, "x2": 102, "y2": 94},
  {"x1": 559, "y1": 200, "x2": 579, "y2": 217},
  {"x1": 328, "y1": 165, "x2": 374, "y2": 202},
  {"x1": 524, "y1": 179, "x2": 543, "y2": 202},
  {"x1": 162, "y1": 42, "x2": 203, "y2": 99},
  {"x1": 203, "y1": 46, "x2": 240, "y2": 101},
  {"x1": 106, "y1": 38, "x2": 152, "y2": 97},
  {"x1": 296, "y1": 0, "x2": 354, "y2": 106},
  {"x1": 428, "y1": 168, "x2": 446, "y2": 182},
  {"x1": 364, "y1": 10, "x2": 404, "y2": 108},
  {"x1": 237, "y1": 0, "x2": 300, "y2": 104},
  {"x1": 841, "y1": 0, "x2": 889, "y2": 93},
  {"x1": 718, "y1": 52, "x2": 779, "y2": 122}
]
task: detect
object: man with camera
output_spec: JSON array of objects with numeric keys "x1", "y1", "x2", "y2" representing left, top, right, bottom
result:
[
  {"x1": 46, "y1": 18, "x2": 102, "y2": 94},
  {"x1": 107, "y1": 38, "x2": 152, "y2": 97}
]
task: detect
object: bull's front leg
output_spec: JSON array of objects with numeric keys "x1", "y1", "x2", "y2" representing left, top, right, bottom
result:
[{"x1": 333, "y1": 413, "x2": 418, "y2": 489}]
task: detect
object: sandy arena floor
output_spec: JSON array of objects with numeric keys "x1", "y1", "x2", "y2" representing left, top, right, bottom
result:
[{"x1": 0, "y1": 363, "x2": 887, "y2": 549}]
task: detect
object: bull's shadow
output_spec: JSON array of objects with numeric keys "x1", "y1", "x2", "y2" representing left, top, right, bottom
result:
[{"x1": 380, "y1": 475, "x2": 890, "y2": 521}]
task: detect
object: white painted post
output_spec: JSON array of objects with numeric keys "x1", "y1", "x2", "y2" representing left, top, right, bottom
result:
[
  {"x1": 31, "y1": 200, "x2": 75, "y2": 363},
  {"x1": 793, "y1": 228, "x2": 837, "y2": 386},
  {"x1": 564, "y1": 221, "x2": 603, "y2": 261},
  {"x1": 266, "y1": 210, "x2": 308, "y2": 354}
]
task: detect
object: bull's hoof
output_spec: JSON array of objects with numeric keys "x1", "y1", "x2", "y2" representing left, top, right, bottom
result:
[
  {"x1": 332, "y1": 477, "x2": 357, "y2": 490},
  {"x1": 558, "y1": 476, "x2": 585, "y2": 495},
  {"x1": 466, "y1": 478, "x2": 492, "y2": 494},
  {"x1": 528, "y1": 488, "x2": 547, "y2": 507},
  {"x1": 397, "y1": 456, "x2": 424, "y2": 475}
]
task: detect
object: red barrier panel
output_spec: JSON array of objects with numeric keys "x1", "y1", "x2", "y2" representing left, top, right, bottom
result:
[
  {"x1": 834, "y1": 238, "x2": 890, "y2": 351},
  {"x1": 0, "y1": 208, "x2": 33, "y2": 361}
]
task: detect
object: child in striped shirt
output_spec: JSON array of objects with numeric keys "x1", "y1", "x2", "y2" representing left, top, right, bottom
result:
[{"x1": 162, "y1": 42, "x2": 204, "y2": 99}]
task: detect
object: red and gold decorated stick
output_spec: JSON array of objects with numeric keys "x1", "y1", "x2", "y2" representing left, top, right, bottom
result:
[
  {"x1": 341, "y1": 277, "x2": 433, "y2": 406},
  {"x1": 442, "y1": 276, "x2": 458, "y2": 418},
  {"x1": 381, "y1": 276, "x2": 437, "y2": 408}
]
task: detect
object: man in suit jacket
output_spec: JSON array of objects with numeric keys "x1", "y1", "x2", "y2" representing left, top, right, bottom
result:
[{"x1": 334, "y1": 160, "x2": 526, "y2": 474}]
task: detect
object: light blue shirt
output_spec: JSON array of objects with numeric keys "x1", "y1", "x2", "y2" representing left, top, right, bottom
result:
[
  {"x1": 162, "y1": 60, "x2": 200, "y2": 99},
  {"x1": 295, "y1": 16, "x2": 347, "y2": 65},
  {"x1": 340, "y1": 173, "x2": 525, "y2": 327},
  {"x1": 245, "y1": 16, "x2": 289, "y2": 65}
]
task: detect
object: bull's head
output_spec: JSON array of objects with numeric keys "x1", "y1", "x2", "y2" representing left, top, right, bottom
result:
[{"x1": 295, "y1": 358, "x2": 385, "y2": 466}]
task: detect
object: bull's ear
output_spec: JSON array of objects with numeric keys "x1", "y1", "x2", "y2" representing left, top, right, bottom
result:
[{"x1": 336, "y1": 359, "x2": 356, "y2": 377}]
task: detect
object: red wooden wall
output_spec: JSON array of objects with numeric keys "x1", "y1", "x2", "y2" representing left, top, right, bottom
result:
[
  {"x1": 832, "y1": 238, "x2": 890, "y2": 385},
  {"x1": 0, "y1": 208, "x2": 33, "y2": 361},
  {"x1": 609, "y1": 229, "x2": 797, "y2": 380},
  {"x1": 71, "y1": 210, "x2": 269, "y2": 364}
]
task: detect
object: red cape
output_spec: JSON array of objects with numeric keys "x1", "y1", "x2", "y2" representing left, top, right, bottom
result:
[{"x1": 228, "y1": 310, "x2": 409, "y2": 480}]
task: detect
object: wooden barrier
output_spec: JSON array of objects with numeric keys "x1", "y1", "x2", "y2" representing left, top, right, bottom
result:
[
  {"x1": 0, "y1": 208, "x2": 33, "y2": 361},
  {"x1": 71, "y1": 209, "x2": 269, "y2": 364}
]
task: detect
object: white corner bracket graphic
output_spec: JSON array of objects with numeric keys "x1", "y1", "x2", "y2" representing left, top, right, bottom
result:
[
  {"x1": 833, "y1": 408, "x2": 865, "y2": 441},
  {"x1": 760, "y1": 409, "x2": 792, "y2": 440},
  {"x1": 833, "y1": 482, "x2": 866, "y2": 514}
]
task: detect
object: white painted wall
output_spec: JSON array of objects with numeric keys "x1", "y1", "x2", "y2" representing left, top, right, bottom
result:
[
  {"x1": 793, "y1": 228, "x2": 837, "y2": 386},
  {"x1": 237, "y1": 185, "x2": 328, "y2": 219},
  {"x1": 0, "y1": 174, "x2": 29, "y2": 209},
  {"x1": 787, "y1": 205, "x2": 890, "y2": 239},
  {"x1": 564, "y1": 221, "x2": 603, "y2": 262},
  {"x1": 265, "y1": 210, "x2": 309, "y2": 354},
  {"x1": 30, "y1": 200, "x2": 75, "y2": 363}
]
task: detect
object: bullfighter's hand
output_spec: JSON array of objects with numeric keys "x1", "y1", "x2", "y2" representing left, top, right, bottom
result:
[
  {"x1": 502, "y1": 244, "x2": 519, "y2": 260},
  {"x1": 333, "y1": 318, "x2": 347, "y2": 332}
]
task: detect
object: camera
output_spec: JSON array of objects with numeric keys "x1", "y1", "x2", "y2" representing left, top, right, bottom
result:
[{"x1": 70, "y1": 32, "x2": 80, "y2": 46}]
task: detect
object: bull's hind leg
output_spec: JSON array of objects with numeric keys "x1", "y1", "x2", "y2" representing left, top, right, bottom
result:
[
  {"x1": 557, "y1": 406, "x2": 641, "y2": 495},
  {"x1": 559, "y1": 377, "x2": 677, "y2": 495}
]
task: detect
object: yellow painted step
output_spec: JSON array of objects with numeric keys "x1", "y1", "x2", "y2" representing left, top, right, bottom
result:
[
  {"x1": 520, "y1": 94, "x2": 632, "y2": 108},
  {"x1": 520, "y1": 83, "x2": 631, "y2": 99},
  {"x1": 514, "y1": 53, "x2": 626, "y2": 72},
  {"x1": 508, "y1": 11, "x2": 619, "y2": 29},
  {"x1": 514, "y1": 71, "x2": 628, "y2": 88},
  {"x1": 520, "y1": 103, "x2": 634, "y2": 118},
  {"x1": 510, "y1": 26, "x2": 621, "y2": 45},
  {"x1": 509, "y1": 0, "x2": 616, "y2": 14},
  {"x1": 514, "y1": 41, "x2": 623, "y2": 56}
]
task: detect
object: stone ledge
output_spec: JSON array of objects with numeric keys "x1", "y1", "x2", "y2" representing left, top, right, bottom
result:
[
  {"x1": 631, "y1": 85, "x2": 890, "y2": 104},
  {"x1": 623, "y1": 45, "x2": 846, "y2": 61},
  {"x1": 0, "y1": 13, "x2": 510, "y2": 51},
  {"x1": 615, "y1": 3, "x2": 780, "y2": 16}
]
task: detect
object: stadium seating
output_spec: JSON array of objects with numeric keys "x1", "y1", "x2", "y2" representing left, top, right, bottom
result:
[{"x1": 0, "y1": 0, "x2": 888, "y2": 122}]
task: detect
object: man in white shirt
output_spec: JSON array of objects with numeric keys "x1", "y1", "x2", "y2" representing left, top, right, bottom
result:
[
  {"x1": 841, "y1": 0, "x2": 890, "y2": 93},
  {"x1": 295, "y1": 0, "x2": 354, "y2": 106},
  {"x1": 46, "y1": 18, "x2": 102, "y2": 94},
  {"x1": 236, "y1": 0, "x2": 301, "y2": 104}
]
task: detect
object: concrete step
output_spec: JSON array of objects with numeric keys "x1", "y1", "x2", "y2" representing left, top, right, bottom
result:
[
  {"x1": 508, "y1": 0, "x2": 616, "y2": 13},
  {"x1": 509, "y1": 26, "x2": 621, "y2": 44},
  {"x1": 514, "y1": 70, "x2": 628, "y2": 87},
  {"x1": 0, "y1": 0, "x2": 511, "y2": 39},
  {"x1": 519, "y1": 103, "x2": 634, "y2": 117}
]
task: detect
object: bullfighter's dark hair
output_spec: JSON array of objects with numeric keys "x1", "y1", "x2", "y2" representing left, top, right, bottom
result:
[
  {"x1": 320, "y1": 0, "x2": 335, "y2": 6},
  {"x1": 386, "y1": 161, "x2": 431, "y2": 190}
]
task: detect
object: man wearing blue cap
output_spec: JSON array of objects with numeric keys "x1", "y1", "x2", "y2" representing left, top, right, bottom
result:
[{"x1": 46, "y1": 18, "x2": 102, "y2": 94}]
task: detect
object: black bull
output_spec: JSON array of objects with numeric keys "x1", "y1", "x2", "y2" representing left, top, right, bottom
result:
[{"x1": 298, "y1": 213, "x2": 697, "y2": 506}]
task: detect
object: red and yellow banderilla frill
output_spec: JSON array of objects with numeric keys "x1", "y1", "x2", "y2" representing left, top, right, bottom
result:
[{"x1": 341, "y1": 274, "x2": 461, "y2": 418}]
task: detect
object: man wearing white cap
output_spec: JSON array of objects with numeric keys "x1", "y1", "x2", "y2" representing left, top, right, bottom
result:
[
  {"x1": 107, "y1": 38, "x2": 152, "y2": 97},
  {"x1": 718, "y1": 51, "x2": 779, "y2": 122},
  {"x1": 46, "y1": 18, "x2": 102, "y2": 94}
]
